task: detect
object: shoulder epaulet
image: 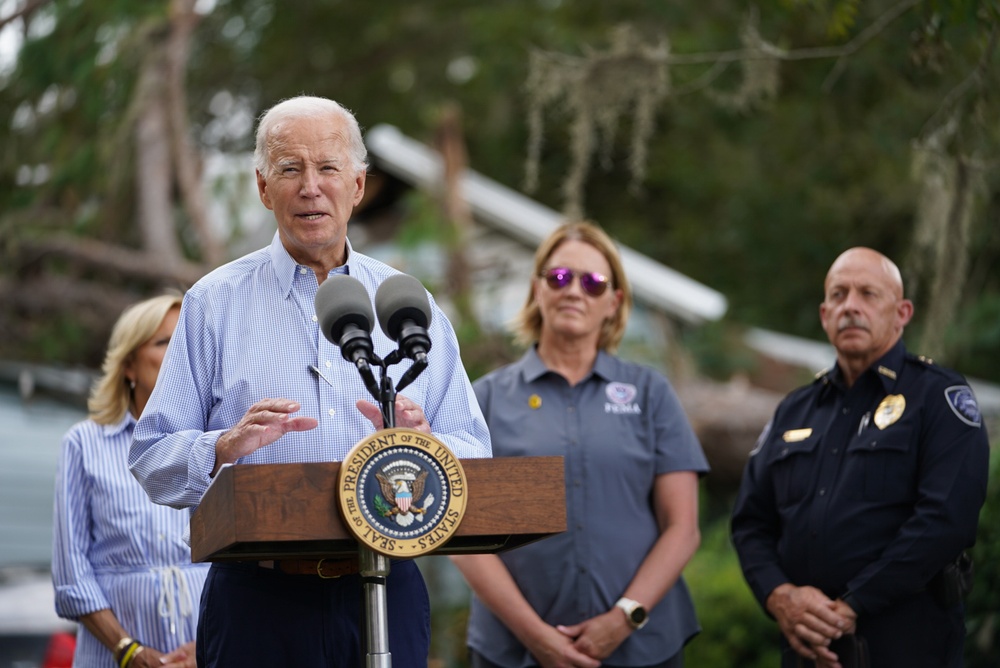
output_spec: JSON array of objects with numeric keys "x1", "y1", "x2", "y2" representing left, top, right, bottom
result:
[
  {"x1": 904, "y1": 351, "x2": 966, "y2": 383},
  {"x1": 813, "y1": 367, "x2": 833, "y2": 384}
]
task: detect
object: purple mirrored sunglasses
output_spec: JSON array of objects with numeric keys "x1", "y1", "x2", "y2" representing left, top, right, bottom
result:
[{"x1": 540, "y1": 267, "x2": 611, "y2": 297}]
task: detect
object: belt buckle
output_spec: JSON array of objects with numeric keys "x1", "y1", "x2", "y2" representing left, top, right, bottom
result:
[{"x1": 316, "y1": 558, "x2": 340, "y2": 579}]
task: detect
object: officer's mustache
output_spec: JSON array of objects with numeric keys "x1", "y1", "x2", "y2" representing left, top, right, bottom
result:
[{"x1": 838, "y1": 315, "x2": 869, "y2": 332}]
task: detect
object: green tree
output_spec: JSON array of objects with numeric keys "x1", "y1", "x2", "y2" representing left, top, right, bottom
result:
[{"x1": 2, "y1": 0, "x2": 998, "y2": 383}]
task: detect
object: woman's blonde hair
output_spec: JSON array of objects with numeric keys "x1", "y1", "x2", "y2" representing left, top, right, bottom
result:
[
  {"x1": 88, "y1": 293, "x2": 183, "y2": 425},
  {"x1": 512, "y1": 221, "x2": 632, "y2": 352}
]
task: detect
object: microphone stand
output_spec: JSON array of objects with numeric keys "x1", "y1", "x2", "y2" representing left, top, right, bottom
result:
[{"x1": 356, "y1": 349, "x2": 427, "y2": 668}]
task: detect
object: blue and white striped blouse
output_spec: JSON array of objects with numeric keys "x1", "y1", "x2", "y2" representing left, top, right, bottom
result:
[
  {"x1": 130, "y1": 233, "x2": 491, "y2": 509},
  {"x1": 52, "y1": 414, "x2": 209, "y2": 667}
]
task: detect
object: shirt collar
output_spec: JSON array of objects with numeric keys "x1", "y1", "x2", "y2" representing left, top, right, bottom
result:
[
  {"x1": 269, "y1": 232, "x2": 354, "y2": 297},
  {"x1": 100, "y1": 411, "x2": 135, "y2": 438},
  {"x1": 871, "y1": 339, "x2": 906, "y2": 393},
  {"x1": 518, "y1": 346, "x2": 616, "y2": 383},
  {"x1": 819, "y1": 338, "x2": 907, "y2": 398}
]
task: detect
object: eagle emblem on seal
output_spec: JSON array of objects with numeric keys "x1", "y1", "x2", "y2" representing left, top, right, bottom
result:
[{"x1": 375, "y1": 461, "x2": 436, "y2": 527}]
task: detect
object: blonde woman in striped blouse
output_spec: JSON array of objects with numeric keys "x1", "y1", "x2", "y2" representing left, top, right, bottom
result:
[{"x1": 52, "y1": 294, "x2": 208, "y2": 668}]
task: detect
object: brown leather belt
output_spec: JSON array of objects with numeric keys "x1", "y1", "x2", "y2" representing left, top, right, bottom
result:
[{"x1": 259, "y1": 558, "x2": 359, "y2": 579}]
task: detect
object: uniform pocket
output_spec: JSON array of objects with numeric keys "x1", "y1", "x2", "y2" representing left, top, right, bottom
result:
[
  {"x1": 847, "y1": 425, "x2": 915, "y2": 501},
  {"x1": 765, "y1": 433, "x2": 821, "y2": 507}
]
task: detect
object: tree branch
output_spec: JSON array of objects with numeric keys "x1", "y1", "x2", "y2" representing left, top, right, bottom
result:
[
  {"x1": 167, "y1": 0, "x2": 225, "y2": 268},
  {"x1": 0, "y1": 0, "x2": 50, "y2": 31},
  {"x1": 19, "y1": 235, "x2": 205, "y2": 287},
  {"x1": 531, "y1": 0, "x2": 920, "y2": 71},
  {"x1": 919, "y1": 22, "x2": 1000, "y2": 140}
]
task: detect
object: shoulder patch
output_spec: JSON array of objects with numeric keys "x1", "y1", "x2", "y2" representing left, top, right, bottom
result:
[
  {"x1": 945, "y1": 385, "x2": 982, "y2": 428},
  {"x1": 749, "y1": 420, "x2": 773, "y2": 457}
]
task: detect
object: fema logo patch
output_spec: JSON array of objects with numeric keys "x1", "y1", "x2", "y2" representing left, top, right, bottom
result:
[
  {"x1": 945, "y1": 385, "x2": 982, "y2": 428},
  {"x1": 606, "y1": 382, "x2": 637, "y2": 404},
  {"x1": 605, "y1": 381, "x2": 641, "y2": 415},
  {"x1": 339, "y1": 428, "x2": 468, "y2": 557}
]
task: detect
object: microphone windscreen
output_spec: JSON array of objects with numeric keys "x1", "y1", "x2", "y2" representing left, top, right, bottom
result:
[
  {"x1": 315, "y1": 274, "x2": 374, "y2": 345},
  {"x1": 375, "y1": 274, "x2": 432, "y2": 341}
]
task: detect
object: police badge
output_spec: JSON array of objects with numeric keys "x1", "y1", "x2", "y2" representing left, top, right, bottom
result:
[
  {"x1": 338, "y1": 427, "x2": 468, "y2": 557},
  {"x1": 874, "y1": 394, "x2": 906, "y2": 430}
]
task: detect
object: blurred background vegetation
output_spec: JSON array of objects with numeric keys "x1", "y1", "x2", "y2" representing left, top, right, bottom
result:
[{"x1": 1, "y1": 0, "x2": 997, "y2": 665}]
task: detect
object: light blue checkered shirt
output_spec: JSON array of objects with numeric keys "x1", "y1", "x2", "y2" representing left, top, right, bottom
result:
[{"x1": 130, "y1": 233, "x2": 491, "y2": 509}]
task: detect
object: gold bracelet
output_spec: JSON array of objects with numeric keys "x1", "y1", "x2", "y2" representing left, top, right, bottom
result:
[{"x1": 112, "y1": 637, "x2": 134, "y2": 661}]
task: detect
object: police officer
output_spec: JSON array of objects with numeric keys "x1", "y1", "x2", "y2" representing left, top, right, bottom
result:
[{"x1": 731, "y1": 247, "x2": 989, "y2": 668}]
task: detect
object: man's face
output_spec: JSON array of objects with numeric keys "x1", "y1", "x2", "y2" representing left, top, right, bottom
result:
[
  {"x1": 255, "y1": 113, "x2": 365, "y2": 267},
  {"x1": 819, "y1": 249, "x2": 913, "y2": 366}
]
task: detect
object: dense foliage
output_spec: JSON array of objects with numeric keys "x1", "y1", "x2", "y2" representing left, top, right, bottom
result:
[{"x1": 1, "y1": 0, "x2": 998, "y2": 382}]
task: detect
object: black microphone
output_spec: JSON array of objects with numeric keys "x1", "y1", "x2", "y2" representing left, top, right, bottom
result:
[
  {"x1": 375, "y1": 274, "x2": 433, "y2": 363},
  {"x1": 315, "y1": 274, "x2": 377, "y2": 369}
]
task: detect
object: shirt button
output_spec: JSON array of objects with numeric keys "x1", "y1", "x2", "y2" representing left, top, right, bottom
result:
[
  {"x1": 842, "y1": 407, "x2": 850, "y2": 415},
  {"x1": 299, "y1": 267, "x2": 308, "y2": 275},
  {"x1": 818, "y1": 488, "x2": 826, "y2": 496},
  {"x1": 325, "y1": 360, "x2": 332, "y2": 368},
  {"x1": 311, "y1": 315, "x2": 318, "y2": 322},
  {"x1": 328, "y1": 408, "x2": 336, "y2": 417},
  {"x1": 831, "y1": 448, "x2": 838, "y2": 455}
]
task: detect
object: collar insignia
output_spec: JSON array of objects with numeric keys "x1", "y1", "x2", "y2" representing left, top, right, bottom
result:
[
  {"x1": 877, "y1": 366, "x2": 897, "y2": 380},
  {"x1": 782, "y1": 428, "x2": 813, "y2": 442}
]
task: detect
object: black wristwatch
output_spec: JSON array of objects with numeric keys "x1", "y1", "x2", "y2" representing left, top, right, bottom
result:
[{"x1": 615, "y1": 597, "x2": 648, "y2": 630}]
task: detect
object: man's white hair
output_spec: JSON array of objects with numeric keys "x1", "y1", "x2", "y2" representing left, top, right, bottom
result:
[{"x1": 253, "y1": 96, "x2": 368, "y2": 176}]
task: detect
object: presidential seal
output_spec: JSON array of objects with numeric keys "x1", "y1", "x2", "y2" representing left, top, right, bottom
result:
[{"x1": 338, "y1": 427, "x2": 468, "y2": 557}]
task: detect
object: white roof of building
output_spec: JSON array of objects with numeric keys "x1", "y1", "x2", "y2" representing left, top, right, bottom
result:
[{"x1": 365, "y1": 124, "x2": 728, "y2": 325}]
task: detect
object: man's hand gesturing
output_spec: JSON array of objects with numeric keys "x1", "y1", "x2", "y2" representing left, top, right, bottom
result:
[{"x1": 213, "y1": 399, "x2": 318, "y2": 475}]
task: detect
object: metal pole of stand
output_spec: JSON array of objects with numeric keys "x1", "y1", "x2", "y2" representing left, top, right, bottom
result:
[
  {"x1": 360, "y1": 547, "x2": 392, "y2": 668},
  {"x1": 361, "y1": 370, "x2": 397, "y2": 667}
]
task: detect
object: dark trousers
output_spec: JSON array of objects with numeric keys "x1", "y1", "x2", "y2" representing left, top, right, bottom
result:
[
  {"x1": 196, "y1": 559, "x2": 430, "y2": 667},
  {"x1": 470, "y1": 648, "x2": 684, "y2": 668}
]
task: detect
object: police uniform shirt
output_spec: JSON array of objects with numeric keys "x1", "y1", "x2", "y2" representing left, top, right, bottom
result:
[
  {"x1": 466, "y1": 347, "x2": 709, "y2": 667},
  {"x1": 731, "y1": 339, "x2": 989, "y2": 618}
]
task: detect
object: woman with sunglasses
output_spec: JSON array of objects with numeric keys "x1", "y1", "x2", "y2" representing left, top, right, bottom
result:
[{"x1": 452, "y1": 221, "x2": 708, "y2": 668}]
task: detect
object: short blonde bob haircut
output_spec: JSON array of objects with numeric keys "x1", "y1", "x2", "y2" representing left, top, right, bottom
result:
[
  {"x1": 88, "y1": 293, "x2": 183, "y2": 425},
  {"x1": 512, "y1": 221, "x2": 632, "y2": 352}
]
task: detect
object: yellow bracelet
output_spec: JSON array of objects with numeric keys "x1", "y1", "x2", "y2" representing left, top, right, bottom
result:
[
  {"x1": 118, "y1": 641, "x2": 141, "y2": 668},
  {"x1": 112, "y1": 637, "x2": 134, "y2": 661}
]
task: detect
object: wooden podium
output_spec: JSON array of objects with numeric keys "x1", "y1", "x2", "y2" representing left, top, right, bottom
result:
[{"x1": 191, "y1": 456, "x2": 565, "y2": 563}]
